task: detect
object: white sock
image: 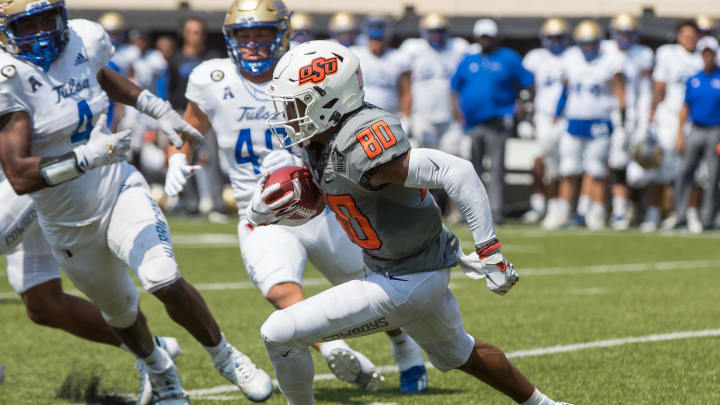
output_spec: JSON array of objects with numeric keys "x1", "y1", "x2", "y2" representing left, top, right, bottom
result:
[
  {"x1": 521, "y1": 388, "x2": 555, "y2": 405},
  {"x1": 612, "y1": 196, "x2": 629, "y2": 218},
  {"x1": 687, "y1": 207, "x2": 699, "y2": 219},
  {"x1": 142, "y1": 345, "x2": 173, "y2": 373},
  {"x1": 577, "y1": 195, "x2": 590, "y2": 216},
  {"x1": 590, "y1": 201, "x2": 606, "y2": 217},
  {"x1": 267, "y1": 343, "x2": 315, "y2": 405},
  {"x1": 319, "y1": 339, "x2": 351, "y2": 358},
  {"x1": 530, "y1": 193, "x2": 546, "y2": 214},
  {"x1": 645, "y1": 206, "x2": 660, "y2": 223},
  {"x1": 556, "y1": 199, "x2": 570, "y2": 223},
  {"x1": 387, "y1": 332, "x2": 424, "y2": 372},
  {"x1": 203, "y1": 333, "x2": 229, "y2": 365}
]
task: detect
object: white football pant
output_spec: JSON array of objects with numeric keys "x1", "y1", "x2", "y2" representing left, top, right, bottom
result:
[{"x1": 559, "y1": 132, "x2": 610, "y2": 179}]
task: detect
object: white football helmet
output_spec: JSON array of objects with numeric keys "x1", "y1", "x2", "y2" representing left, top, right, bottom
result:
[{"x1": 266, "y1": 40, "x2": 364, "y2": 147}]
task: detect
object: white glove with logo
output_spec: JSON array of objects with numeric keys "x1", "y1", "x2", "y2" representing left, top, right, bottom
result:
[
  {"x1": 135, "y1": 90, "x2": 204, "y2": 148},
  {"x1": 245, "y1": 173, "x2": 301, "y2": 226},
  {"x1": 457, "y1": 238, "x2": 519, "y2": 296},
  {"x1": 164, "y1": 153, "x2": 201, "y2": 197},
  {"x1": 261, "y1": 150, "x2": 303, "y2": 173},
  {"x1": 73, "y1": 114, "x2": 132, "y2": 172}
]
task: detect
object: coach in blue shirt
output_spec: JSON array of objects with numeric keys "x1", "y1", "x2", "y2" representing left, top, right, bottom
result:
[
  {"x1": 450, "y1": 19, "x2": 533, "y2": 223},
  {"x1": 673, "y1": 36, "x2": 720, "y2": 231}
]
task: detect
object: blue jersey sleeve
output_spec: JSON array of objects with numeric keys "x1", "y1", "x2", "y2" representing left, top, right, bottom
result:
[{"x1": 450, "y1": 57, "x2": 467, "y2": 92}]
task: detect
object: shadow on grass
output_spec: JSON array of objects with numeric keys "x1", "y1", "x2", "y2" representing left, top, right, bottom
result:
[
  {"x1": 55, "y1": 367, "x2": 132, "y2": 405},
  {"x1": 313, "y1": 386, "x2": 464, "y2": 403}
]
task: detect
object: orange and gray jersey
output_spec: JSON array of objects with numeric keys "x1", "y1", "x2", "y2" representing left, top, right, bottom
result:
[{"x1": 304, "y1": 104, "x2": 459, "y2": 276}]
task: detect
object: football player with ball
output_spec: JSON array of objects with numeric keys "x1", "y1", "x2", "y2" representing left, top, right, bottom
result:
[
  {"x1": 250, "y1": 39, "x2": 575, "y2": 405},
  {"x1": 166, "y1": 0, "x2": 428, "y2": 393}
]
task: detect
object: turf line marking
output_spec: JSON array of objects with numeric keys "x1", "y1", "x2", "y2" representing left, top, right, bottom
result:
[
  {"x1": 0, "y1": 259, "x2": 718, "y2": 300},
  {"x1": 187, "y1": 328, "x2": 720, "y2": 399}
]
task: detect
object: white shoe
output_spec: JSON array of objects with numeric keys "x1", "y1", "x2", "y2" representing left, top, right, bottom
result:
[
  {"x1": 611, "y1": 215, "x2": 630, "y2": 231},
  {"x1": 661, "y1": 213, "x2": 679, "y2": 231},
  {"x1": 137, "y1": 337, "x2": 183, "y2": 405},
  {"x1": 521, "y1": 210, "x2": 543, "y2": 224},
  {"x1": 687, "y1": 211, "x2": 704, "y2": 234},
  {"x1": 639, "y1": 219, "x2": 658, "y2": 233},
  {"x1": 326, "y1": 347, "x2": 384, "y2": 391},
  {"x1": 586, "y1": 211, "x2": 606, "y2": 231},
  {"x1": 215, "y1": 345, "x2": 273, "y2": 402},
  {"x1": 146, "y1": 363, "x2": 189, "y2": 405}
]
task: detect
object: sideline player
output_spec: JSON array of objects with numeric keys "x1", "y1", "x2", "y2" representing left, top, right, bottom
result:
[
  {"x1": 255, "y1": 40, "x2": 574, "y2": 405},
  {"x1": 1, "y1": 169, "x2": 182, "y2": 403},
  {"x1": 164, "y1": 0, "x2": 428, "y2": 393},
  {"x1": 522, "y1": 17, "x2": 570, "y2": 227},
  {"x1": 632, "y1": 20, "x2": 701, "y2": 232},
  {"x1": 0, "y1": 1, "x2": 272, "y2": 403},
  {"x1": 602, "y1": 13, "x2": 653, "y2": 230},
  {"x1": 551, "y1": 20, "x2": 626, "y2": 230}
]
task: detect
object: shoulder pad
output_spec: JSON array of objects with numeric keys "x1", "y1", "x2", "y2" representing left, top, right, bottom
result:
[
  {"x1": 188, "y1": 58, "x2": 233, "y2": 86},
  {"x1": 68, "y1": 19, "x2": 105, "y2": 41},
  {"x1": 334, "y1": 106, "x2": 398, "y2": 152}
]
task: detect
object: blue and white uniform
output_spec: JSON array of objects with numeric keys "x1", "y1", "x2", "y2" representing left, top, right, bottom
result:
[
  {"x1": 557, "y1": 45, "x2": 624, "y2": 178},
  {"x1": 0, "y1": 20, "x2": 182, "y2": 328},
  {"x1": 185, "y1": 59, "x2": 365, "y2": 296},
  {"x1": 523, "y1": 47, "x2": 566, "y2": 180},
  {"x1": 349, "y1": 46, "x2": 408, "y2": 114}
]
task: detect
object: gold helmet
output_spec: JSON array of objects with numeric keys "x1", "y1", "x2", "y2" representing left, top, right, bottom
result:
[
  {"x1": 540, "y1": 17, "x2": 569, "y2": 37},
  {"x1": 0, "y1": 0, "x2": 69, "y2": 72},
  {"x1": 610, "y1": 13, "x2": 637, "y2": 32},
  {"x1": 290, "y1": 12, "x2": 314, "y2": 31},
  {"x1": 329, "y1": 12, "x2": 357, "y2": 33},
  {"x1": 223, "y1": 0, "x2": 291, "y2": 75},
  {"x1": 574, "y1": 20, "x2": 603, "y2": 43},
  {"x1": 98, "y1": 11, "x2": 126, "y2": 32},
  {"x1": 420, "y1": 13, "x2": 448, "y2": 31},
  {"x1": 696, "y1": 14, "x2": 715, "y2": 35}
]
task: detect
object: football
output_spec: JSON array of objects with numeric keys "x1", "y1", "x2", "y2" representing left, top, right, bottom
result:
[{"x1": 263, "y1": 166, "x2": 325, "y2": 222}]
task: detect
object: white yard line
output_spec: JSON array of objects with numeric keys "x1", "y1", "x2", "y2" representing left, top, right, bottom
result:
[
  {"x1": 0, "y1": 259, "x2": 718, "y2": 300},
  {"x1": 187, "y1": 328, "x2": 720, "y2": 399}
]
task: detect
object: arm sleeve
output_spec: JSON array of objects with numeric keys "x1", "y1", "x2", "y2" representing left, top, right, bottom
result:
[
  {"x1": 0, "y1": 79, "x2": 27, "y2": 115},
  {"x1": 405, "y1": 148, "x2": 496, "y2": 246}
]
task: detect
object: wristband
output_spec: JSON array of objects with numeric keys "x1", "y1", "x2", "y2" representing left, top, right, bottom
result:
[
  {"x1": 476, "y1": 237, "x2": 501, "y2": 259},
  {"x1": 40, "y1": 152, "x2": 84, "y2": 186}
]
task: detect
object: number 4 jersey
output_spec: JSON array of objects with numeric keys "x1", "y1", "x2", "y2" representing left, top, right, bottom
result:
[
  {"x1": 0, "y1": 19, "x2": 116, "y2": 227},
  {"x1": 185, "y1": 58, "x2": 295, "y2": 213},
  {"x1": 304, "y1": 104, "x2": 459, "y2": 276}
]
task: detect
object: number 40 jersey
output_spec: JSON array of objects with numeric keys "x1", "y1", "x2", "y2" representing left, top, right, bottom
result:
[
  {"x1": 185, "y1": 58, "x2": 294, "y2": 213},
  {"x1": 0, "y1": 19, "x2": 115, "y2": 227},
  {"x1": 304, "y1": 104, "x2": 459, "y2": 276}
]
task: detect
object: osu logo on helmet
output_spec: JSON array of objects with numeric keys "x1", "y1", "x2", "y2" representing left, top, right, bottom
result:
[{"x1": 298, "y1": 56, "x2": 339, "y2": 86}]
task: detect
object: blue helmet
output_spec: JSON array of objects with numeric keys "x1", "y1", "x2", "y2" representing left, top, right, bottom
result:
[
  {"x1": 0, "y1": 0, "x2": 69, "y2": 72},
  {"x1": 223, "y1": 0, "x2": 291, "y2": 76}
]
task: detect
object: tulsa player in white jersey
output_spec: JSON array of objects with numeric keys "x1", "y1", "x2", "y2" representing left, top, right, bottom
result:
[
  {"x1": 522, "y1": 17, "x2": 569, "y2": 228},
  {"x1": 350, "y1": 15, "x2": 409, "y2": 115},
  {"x1": 633, "y1": 20, "x2": 701, "y2": 232},
  {"x1": 164, "y1": 0, "x2": 428, "y2": 393},
  {"x1": 398, "y1": 13, "x2": 468, "y2": 150},
  {"x1": 552, "y1": 20, "x2": 626, "y2": 230},
  {"x1": 0, "y1": 1, "x2": 273, "y2": 403},
  {"x1": 602, "y1": 13, "x2": 654, "y2": 230}
]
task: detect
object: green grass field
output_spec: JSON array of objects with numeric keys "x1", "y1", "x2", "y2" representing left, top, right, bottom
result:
[{"x1": 1, "y1": 219, "x2": 720, "y2": 404}]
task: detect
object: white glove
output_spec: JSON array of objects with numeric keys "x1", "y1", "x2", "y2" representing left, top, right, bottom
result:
[
  {"x1": 457, "y1": 240, "x2": 519, "y2": 296},
  {"x1": 245, "y1": 173, "x2": 301, "y2": 226},
  {"x1": 135, "y1": 89, "x2": 204, "y2": 148},
  {"x1": 73, "y1": 114, "x2": 131, "y2": 172},
  {"x1": 164, "y1": 153, "x2": 201, "y2": 197},
  {"x1": 261, "y1": 150, "x2": 303, "y2": 173}
]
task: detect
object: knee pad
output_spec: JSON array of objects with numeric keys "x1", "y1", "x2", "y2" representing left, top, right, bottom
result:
[
  {"x1": 102, "y1": 290, "x2": 140, "y2": 328},
  {"x1": 261, "y1": 310, "x2": 297, "y2": 345},
  {"x1": 137, "y1": 253, "x2": 180, "y2": 293},
  {"x1": 423, "y1": 332, "x2": 475, "y2": 372}
]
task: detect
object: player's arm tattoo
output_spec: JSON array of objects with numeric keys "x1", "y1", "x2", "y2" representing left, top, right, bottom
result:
[{"x1": 0, "y1": 111, "x2": 45, "y2": 195}]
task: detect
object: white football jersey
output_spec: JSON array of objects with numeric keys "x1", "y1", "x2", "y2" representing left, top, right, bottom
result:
[
  {"x1": 399, "y1": 37, "x2": 469, "y2": 123},
  {"x1": 653, "y1": 44, "x2": 702, "y2": 115},
  {"x1": 523, "y1": 47, "x2": 566, "y2": 116},
  {"x1": 131, "y1": 49, "x2": 167, "y2": 91},
  {"x1": 349, "y1": 46, "x2": 409, "y2": 113},
  {"x1": 111, "y1": 44, "x2": 140, "y2": 75},
  {"x1": 186, "y1": 58, "x2": 292, "y2": 213},
  {"x1": 561, "y1": 46, "x2": 624, "y2": 120},
  {"x1": 0, "y1": 19, "x2": 118, "y2": 227},
  {"x1": 602, "y1": 40, "x2": 653, "y2": 123}
]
